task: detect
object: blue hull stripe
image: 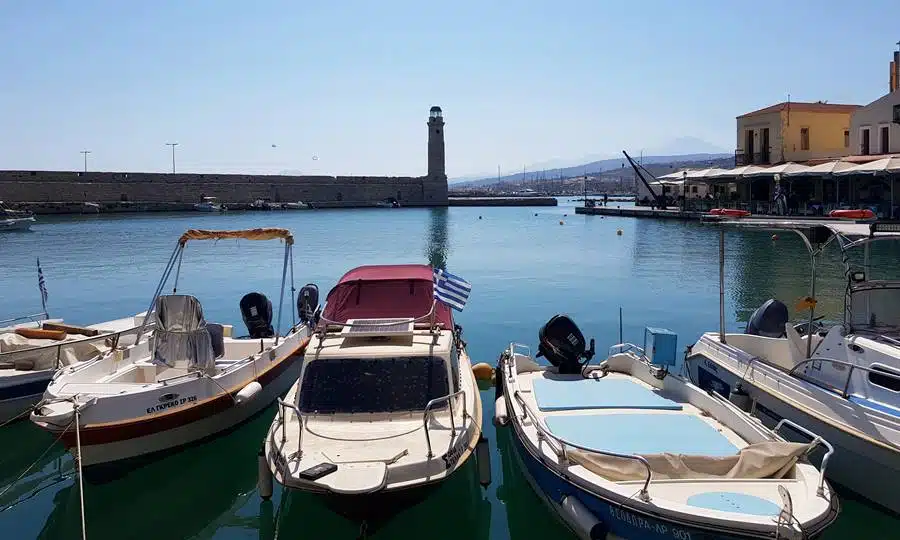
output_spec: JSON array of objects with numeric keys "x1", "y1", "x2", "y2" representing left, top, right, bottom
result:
[{"x1": 0, "y1": 377, "x2": 51, "y2": 401}]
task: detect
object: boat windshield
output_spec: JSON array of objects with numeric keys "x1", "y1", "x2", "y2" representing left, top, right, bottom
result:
[
  {"x1": 848, "y1": 282, "x2": 900, "y2": 336},
  {"x1": 298, "y1": 356, "x2": 449, "y2": 413}
]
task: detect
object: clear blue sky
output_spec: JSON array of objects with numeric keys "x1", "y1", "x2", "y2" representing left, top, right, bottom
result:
[{"x1": 1, "y1": 1, "x2": 897, "y2": 178}]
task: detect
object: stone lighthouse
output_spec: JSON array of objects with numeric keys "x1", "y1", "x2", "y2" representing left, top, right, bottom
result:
[{"x1": 427, "y1": 106, "x2": 446, "y2": 179}]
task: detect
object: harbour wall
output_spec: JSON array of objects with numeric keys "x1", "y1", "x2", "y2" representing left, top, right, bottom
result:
[{"x1": 0, "y1": 170, "x2": 449, "y2": 213}]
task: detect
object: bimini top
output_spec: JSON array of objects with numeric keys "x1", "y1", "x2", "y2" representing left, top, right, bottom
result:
[
  {"x1": 178, "y1": 228, "x2": 294, "y2": 245},
  {"x1": 714, "y1": 218, "x2": 900, "y2": 251},
  {"x1": 320, "y1": 264, "x2": 453, "y2": 328}
]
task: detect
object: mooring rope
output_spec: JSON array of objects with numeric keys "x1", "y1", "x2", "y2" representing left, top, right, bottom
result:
[
  {"x1": 0, "y1": 419, "x2": 72, "y2": 501},
  {"x1": 74, "y1": 408, "x2": 87, "y2": 540}
]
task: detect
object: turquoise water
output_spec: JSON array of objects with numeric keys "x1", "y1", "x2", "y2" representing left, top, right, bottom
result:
[{"x1": 0, "y1": 198, "x2": 897, "y2": 538}]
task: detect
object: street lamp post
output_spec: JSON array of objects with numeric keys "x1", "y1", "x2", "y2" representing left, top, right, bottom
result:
[
  {"x1": 682, "y1": 171, "x2": 688, "y2": 212},
  {"x1": 165, "y1": 142, "x2": 178, "y2": 173},
  {"x1": 80, "y1": 150, "x2": 91, "y2": 173}
]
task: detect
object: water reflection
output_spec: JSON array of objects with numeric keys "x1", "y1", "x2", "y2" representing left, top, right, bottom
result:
[{"x1": 425, "y1": 207, "x2": 449, "y2": 270}]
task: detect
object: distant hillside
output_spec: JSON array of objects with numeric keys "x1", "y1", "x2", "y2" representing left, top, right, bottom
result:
[{"x1": 452, "y1": 152, "x2": 732, "y2": 188}]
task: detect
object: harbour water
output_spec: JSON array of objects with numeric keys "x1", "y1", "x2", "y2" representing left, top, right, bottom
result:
[{"x1": 0, "y1": 198, "x2": 897, "y2": 539}]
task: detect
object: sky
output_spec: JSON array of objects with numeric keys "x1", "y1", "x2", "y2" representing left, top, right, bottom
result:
[{"x1": 1, "y1": 1, "x2": 898, "y2": 179}]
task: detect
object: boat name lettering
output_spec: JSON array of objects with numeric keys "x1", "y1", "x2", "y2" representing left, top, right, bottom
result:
[
  {"x1": 146, "y1": 395, "x2": 197, "y2": 414},
  {"x1": 608, "y1": 506, "x2": 691, "y2": 539},
  {"x1": 702, "y1": 359, "x2": 718, "y2": 372},
  {"x1": 441, "y1": 435, "x2": 468, "y2": 468}
]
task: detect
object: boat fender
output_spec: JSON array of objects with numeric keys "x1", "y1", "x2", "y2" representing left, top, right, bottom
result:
[
  {"x1": 472, "y1": 362, "x2": 494, "y2": 381},
  {"x1": 561, "y1": 495, "x2": 609, "y2": 539},
  {"x1": 258, "y1": 447, "x2": 273, "y2": 500},
  {"x1": 728, "y1": 383, "x2": 752, "y2": 412},
  {"x1": 493, "y1": 397, "x2": 509, "y2": 427},
  {"x1": 476, "y1": 436, "x2": 492, "y2": 487},
  {"x1": 236, "y1": 381, "x2": 263, "y2": 404}
]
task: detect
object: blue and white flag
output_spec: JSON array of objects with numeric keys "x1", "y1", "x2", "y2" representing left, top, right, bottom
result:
[
  {"x1": 37, "y1": 257, "x2": 48, "y2": 313},
  {"x1": 433, "y1": 268, "x2": 471, "y2": 312}
]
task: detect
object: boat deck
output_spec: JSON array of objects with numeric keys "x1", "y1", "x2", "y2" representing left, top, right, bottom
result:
[{"x1": 520, "y1": 372, "x2": 749, "y2": 455}]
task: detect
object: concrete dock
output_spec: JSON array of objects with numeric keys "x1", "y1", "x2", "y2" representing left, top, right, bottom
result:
[
  {"x1": 575, "y1": 205, "x2": 702, "y2": 219},
  {"x1": 449, "y1": 196, "x2": 557, "y2": 207}
]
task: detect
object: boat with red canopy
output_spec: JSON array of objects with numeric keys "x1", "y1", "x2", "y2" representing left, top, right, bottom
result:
[{"x1": 263, "y1": 263, "x2": 485, "y2": 526}]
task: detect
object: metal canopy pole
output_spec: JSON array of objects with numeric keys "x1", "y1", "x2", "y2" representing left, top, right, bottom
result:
[
  {"x1": 719, "y1": 228, "x2": 726, "y2": 344},
  {"x1": 806, "y1": 253, "x2": 817, "y2": 359}
]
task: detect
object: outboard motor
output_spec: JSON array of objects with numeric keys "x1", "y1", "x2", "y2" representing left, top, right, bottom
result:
[
  {"x1": 745, "y1": 299, "x2": 789, "y2": 338},
  {"x1": 536, "y1": 314, "x2": 595, "y2": 375},
  {"x1": 297, "y1": 283, "x2": 320, "y2": 325},
  {"x1": 240, "y1": 292, "x2": 274, "y2": 339}
]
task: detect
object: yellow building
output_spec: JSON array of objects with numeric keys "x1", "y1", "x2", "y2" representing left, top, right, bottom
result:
[{"x1": 735, "y1": 101, "x2": 860, "y2": 165}]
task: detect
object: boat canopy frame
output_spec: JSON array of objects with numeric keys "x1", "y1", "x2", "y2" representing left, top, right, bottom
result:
[
  {"x1": 708, "y1": 218, "x2": 900, "y2": 357},
  {"x1": 136, "y1": 228, "x2": 297, "y2": 345}
]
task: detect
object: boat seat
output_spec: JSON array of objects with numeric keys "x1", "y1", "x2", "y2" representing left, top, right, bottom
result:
[
  {"x1": 533, "y1": 377, "x2": 683, "y2": 411},
  {"x1": 545, "y1": 413, "x2": 738, "y2": 457}
]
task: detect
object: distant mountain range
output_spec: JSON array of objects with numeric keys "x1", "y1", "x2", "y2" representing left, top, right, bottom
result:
[
  {"x1": 452, "y1": 151, "x2": 732, "y2": 188},
  {"x1": 450, "y1": 137, "x2": 731, "y2": 187}
]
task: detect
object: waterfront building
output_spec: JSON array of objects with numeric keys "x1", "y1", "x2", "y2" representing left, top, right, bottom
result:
[{"x1": 735, "y1": 102, "x2": 859, "y2": 166}]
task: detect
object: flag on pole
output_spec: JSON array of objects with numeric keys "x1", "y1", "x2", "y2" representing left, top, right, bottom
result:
[
  {"x1": 433, "y1": 268, "x2": 471, "y2": 312},
  {"x1": 37, "y1": 257, "x2": 48, "y2": 313}
]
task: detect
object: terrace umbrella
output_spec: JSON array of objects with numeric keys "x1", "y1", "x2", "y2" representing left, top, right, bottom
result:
[{"x1": 835, "y1": 157, "x2": 900, "y2": 216}]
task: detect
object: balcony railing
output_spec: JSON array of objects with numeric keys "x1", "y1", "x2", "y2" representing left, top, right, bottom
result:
[{"x1": 734, "y1": 150, "x2": 770, "y2": 166}]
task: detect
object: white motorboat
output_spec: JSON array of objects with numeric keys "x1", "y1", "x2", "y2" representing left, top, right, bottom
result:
[
  {"x1": 281, "y1": 201, "x2": 309, "y2": 210},
  {"x1": 0, "y1": 314, "x2": 143, "y2": 424},
  {"x1": 31, "y1": 228, "x2": 316, "y2": 467},
  {"x1": 0, "y1": 217, "x2": 35, "y2": 231},
  {"x1": 0, "y1": 201, "x2": 35, "y2": 231},
  {"x1": 263, "y1": 264, "x2": 484, "y2": 524},
  {"x1": 685, "y1": 218, "x2": 900, "y2": 515},
  {"x1": 193, "y1": 197, "x2": 223, "y2": 212},
  {"x1": 496, "y1": 315, "x2": 840, "y2": 540}
]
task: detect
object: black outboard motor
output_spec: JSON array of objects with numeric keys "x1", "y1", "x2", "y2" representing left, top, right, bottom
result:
[
  {"x1": 536, "y1": 314, "x2": 595, "y2": 374},
  {"x1": 240, "y1": 292, "x2": 274, "y2": 338},
  {"x1": 745, "y1": 299, "x2": 789, "y2": 338},
  {"x1": 297, "y1": 283, "x2": 320, "y2": 325}
]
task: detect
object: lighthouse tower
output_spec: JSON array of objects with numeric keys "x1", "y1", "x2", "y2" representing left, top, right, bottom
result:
[
  {"x1": 425, "y1": 106, "x2": 448, "y2": 205},
  {"x1": 427, "y1": 106, "x2": 446, "y2": 179}
]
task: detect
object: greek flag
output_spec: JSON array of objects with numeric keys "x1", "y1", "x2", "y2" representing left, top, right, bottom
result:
[
  {"x1": 433, "y1": 268, "x2": 471, "y2": 312},
  {"x1": 37, "y1": 257, "x2": 48, "y2": 313}
]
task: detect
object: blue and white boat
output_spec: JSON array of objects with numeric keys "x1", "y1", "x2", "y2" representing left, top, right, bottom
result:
[
  {"x1": 494, "y1": 315, "x2": 839, "y2": 540},
  {"x1": 685, "y1": 218, "x2": 900, "y2": 515}
]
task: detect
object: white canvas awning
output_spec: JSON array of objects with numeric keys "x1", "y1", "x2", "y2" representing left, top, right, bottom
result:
[
  {"x1": 743, "y1": 162, "x2": 811, "y2": 177},
  {"x1": 783, "y1": 161, "x2": 859, "y2": 177},
  {"x1": 657, "y1": 171, "x2": 686, "y2": 180},
  {"x1": 834, "y1": 156, "x2": 900, "y2": 176}
]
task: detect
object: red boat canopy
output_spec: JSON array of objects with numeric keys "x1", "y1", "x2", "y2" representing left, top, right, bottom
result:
[{"x1": 320, "y1": 264, "x2": 453, "y2": 328}]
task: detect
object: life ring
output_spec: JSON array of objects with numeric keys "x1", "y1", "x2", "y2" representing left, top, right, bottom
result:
[
  {"x1": 829, "y1": 209, "x2": 875, "y2": 219},
  {"x1": 709, "y1": 208, "x2": 751, "y2": 217}
]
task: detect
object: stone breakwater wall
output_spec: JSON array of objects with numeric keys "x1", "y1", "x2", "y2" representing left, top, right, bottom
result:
[{"x1": 0, "y1": 170, "x2": 448, "y2": 212}]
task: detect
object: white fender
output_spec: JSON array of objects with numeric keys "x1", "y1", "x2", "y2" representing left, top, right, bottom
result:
[
  {"x1": 561, "y1": 495, "x2": 608, "y2": 540},
  {"x1": 493, "y1": 396, "x2": 508, "y2": 427},
  {"x1": 235, "y1": 381, "x2": 263, "y2": 404}
]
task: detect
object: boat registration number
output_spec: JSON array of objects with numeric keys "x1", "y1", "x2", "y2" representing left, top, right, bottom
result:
[
  {"x1": 609, "y1": 506, "x2": 693, "y2": 539},
  {"x1": 146, "y1": 395, "x2": 197, "y2": 414}
]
